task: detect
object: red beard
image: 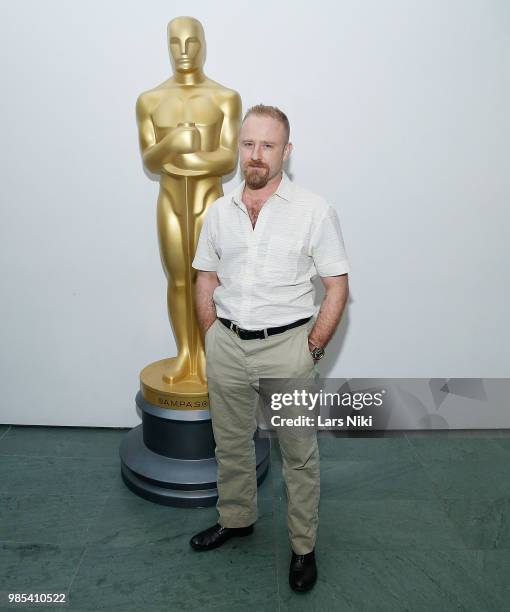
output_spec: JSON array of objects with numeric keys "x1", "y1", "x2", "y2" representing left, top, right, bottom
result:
[{"x1": 244, "y1": 163, "x2": 270, "y2": 189}]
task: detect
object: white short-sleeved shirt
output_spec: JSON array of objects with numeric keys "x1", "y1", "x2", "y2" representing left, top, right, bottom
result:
[{"x1": 192, "y1": 171, "x2": 350, "y2": 330}]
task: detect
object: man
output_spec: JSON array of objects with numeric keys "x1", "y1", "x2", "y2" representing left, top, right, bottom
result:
[{"x1": 190, "y1": 104, "x2": 350, "y2": 593}]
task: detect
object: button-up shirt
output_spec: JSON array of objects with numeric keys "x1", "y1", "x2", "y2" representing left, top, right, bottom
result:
[{"x1": 191, "y1": 171, "x2": 350, "y2": 330}]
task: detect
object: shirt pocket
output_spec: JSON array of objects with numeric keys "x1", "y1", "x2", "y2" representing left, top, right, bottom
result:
[
  {"x1": 217, "y1": 241, "x2": 247, "y2": 281},
  {"x1": 262, "y1": 235, "x2": 302, "y2": 284}
]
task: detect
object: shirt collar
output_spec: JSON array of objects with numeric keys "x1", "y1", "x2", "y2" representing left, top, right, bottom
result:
[{"x1": 232, "y1": 170, "x2": 294, "y2": 208}]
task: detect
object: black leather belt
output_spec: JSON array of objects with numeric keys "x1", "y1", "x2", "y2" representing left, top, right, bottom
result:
[{"x1": 218, "y1": 316, "x2": 311, "y2": 340}]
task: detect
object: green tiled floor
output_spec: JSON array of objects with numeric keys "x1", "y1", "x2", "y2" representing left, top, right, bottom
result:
[{"x1": 1, "y1": 425, "x2": 510, "y2": 611}]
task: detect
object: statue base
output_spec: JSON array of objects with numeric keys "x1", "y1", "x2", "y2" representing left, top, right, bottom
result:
[
  {"x1": 119, "y1": 391, "x2": 271, "y2": 508},
  {"x1": 140, "y1": 358, "x2": 210, "y2": 409}
]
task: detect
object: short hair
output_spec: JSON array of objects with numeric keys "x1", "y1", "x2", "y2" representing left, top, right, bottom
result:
[{"x1": 242, "y1": 104, "x2": 290, "y2": 144}]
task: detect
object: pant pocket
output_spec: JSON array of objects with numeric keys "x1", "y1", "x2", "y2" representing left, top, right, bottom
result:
[
  {"x1": 302, "y1": 326, "x2": 316, "y2": 366},
  {"x1": 205, "y1": 318, "x2": 217, "y2": 345}
]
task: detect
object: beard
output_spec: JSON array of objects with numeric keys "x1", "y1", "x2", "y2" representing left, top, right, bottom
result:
[{"x1": 243, "y1": 162, "x2": 270, "y2": 189}]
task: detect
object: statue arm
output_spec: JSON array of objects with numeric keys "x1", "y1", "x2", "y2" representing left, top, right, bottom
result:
[
  {"x1": 136, "y1": 94, "x2": 193, "y2": 173},
  {"x1": 172, "y1": 91, "x2": 241, "y2": 175},
  {"x1": 136, "y1": 95, "x2": 163, "y2": 174}
]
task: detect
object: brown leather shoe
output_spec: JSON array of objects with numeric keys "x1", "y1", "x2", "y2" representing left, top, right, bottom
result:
[
  {"x1": 189, "y1": 522, "x2": 254, "y2": 551},
  {"x1": 289, "y1": 549, "x2": 317, "y2": 592}
]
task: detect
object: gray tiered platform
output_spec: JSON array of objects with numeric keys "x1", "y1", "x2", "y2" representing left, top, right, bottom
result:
[{"x1": 119, "y1": 391, "x2": 270, "y2": 507}]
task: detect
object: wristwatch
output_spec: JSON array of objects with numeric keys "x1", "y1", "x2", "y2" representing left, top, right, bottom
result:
[{"x1": 308, "y1": 340, "x2": 325, "y2": 361}]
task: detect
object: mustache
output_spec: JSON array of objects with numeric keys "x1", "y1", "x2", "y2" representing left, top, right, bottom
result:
[{"x1": 246, "y1": 161, "x2": 269, "y2": 169}]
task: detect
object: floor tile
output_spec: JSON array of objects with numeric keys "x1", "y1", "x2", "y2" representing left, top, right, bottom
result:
[
  {"x1": 0, "y1": 455, "x2": 120, "y2": 497},
  {"x1": 314, "y1": 497, "x2": 466, "y2": 551},
  {"x1": 470, "y1": 549, "x2": 510, "y2": 606},
  {"x1": 440, "y1": 497, "x2": 510, "y2": 549},
  {"x1": 0, "y1": 494, "x2": 108, "y2": 546},
  {"x1": 4, "y1": 426, "x2": 510, "y2": 610},
  {"x1": 405, "y1": 434, "x2": 510, "y2": 464},
  {"x1": 319, "y1": 458, "x2": 438, "y2": 500},
  {"x1": 318, "y1": 434, "x2": 416, "y2": 462},
  {"x1": 68, "y1": 540, "x2": 277, "y2": 611},
  {"x1": 405, "y1": 430, "x2": 510, "y2": 439},
  {"x1": 491, "y1": 437, "x2": 510, "y2": 456},
  {"x1": 0, "y1": 426, "x2": 127, "y2": 460},
  {"x1": 419, "y1": 457, "x2": 510, "y2": 500},
  {"x1": 0, "y1": 541, "x2": 83, "y2": 593},
  {"x1": 85, "y1": 493, "x2": 274, "y2": 552},
  {"x1": 276, "y1": 545, "x2": 504, "y2": 611}
]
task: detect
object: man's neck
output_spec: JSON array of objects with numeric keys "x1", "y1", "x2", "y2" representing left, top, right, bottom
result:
[
  {"x1": 243, "y1": 172, "x2": 283, "y2": 206},
  {"x1": 173, "y1": 68, "x2": 206, "y2": 86}
]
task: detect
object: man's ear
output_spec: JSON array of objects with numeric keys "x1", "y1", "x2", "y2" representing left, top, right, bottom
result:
[{"x1": 283, "y1": 141, "x2": 293, "y2": 161}]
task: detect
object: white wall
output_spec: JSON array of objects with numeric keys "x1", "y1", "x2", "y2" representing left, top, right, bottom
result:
[{"x1": 0, "y1": 0, "x2": 508, "y2": 426}]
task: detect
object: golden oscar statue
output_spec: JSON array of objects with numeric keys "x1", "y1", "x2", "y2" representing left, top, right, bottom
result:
[
  {"x1": 120, "y1": 17, "x2": 269, "y2": 507},
  {"x1": 136, "y1": 16, "x2": 241, "y2": 407}
]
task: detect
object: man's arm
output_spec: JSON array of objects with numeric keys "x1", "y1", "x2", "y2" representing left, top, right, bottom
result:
[
  {"x1": 308, "y1": 274, "x2": 349, "y2": 350},
  {"x1": 194, "y1": 270, "x2": 220, "y2": 335}
]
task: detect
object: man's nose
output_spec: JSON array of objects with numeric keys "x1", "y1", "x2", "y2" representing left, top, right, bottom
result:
[{"x1": 250, "y1": 143, "x2": 262, "y2": 160}]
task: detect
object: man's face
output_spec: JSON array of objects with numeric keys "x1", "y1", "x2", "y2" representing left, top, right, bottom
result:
[
  {"x1": 239, "y1": 115, "x2": 292, "y2": 190},
  {"x1": 167, "y1": 19, "x2": 205, "y2": 73}
]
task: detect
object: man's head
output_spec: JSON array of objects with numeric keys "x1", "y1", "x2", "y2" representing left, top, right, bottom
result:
[
  {"x1": 167, "y1": 17, "x2": 206, "y2": 73},
  {"x1": 239, "y1": 104, "x2": 293, "y2": 190}
]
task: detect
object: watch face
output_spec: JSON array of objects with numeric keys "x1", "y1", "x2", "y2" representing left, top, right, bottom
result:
[{"x1": 311, "y1": 347, "x2": 325, "y2": 360}]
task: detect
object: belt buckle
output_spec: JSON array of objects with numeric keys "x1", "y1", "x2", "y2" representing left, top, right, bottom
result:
[{"x1": 236, "y1": 326, "x2": 241, "y2": 337}]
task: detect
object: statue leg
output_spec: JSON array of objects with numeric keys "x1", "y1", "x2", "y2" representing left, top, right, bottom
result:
[
  {"x1": 189, "y1": 177, "x2": 223, "y2": 384},
  {"x1": 157, "y1": 178, "x2": 190, "y2": 384},
  {"x1": 157, "y1": 175, "x2": 222, "y2": 385}
]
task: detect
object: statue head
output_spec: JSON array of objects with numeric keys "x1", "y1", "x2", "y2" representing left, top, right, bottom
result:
[{"x1": 167, "y1": 16, "x2": 206, "y2": 74}]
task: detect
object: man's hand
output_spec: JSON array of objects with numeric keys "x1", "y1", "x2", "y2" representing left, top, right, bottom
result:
[
  {"x1": 194, "y1": 270, "x2": 220, "y2": 336},
  {"x1": 308, "y1": 274, "x2": 349, "y2": 350}
]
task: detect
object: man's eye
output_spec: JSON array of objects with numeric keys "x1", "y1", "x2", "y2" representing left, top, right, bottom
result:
[
  {"x1": 244, "y1": 142, "x2": 253, "y2": 147},
  {"x1": 263, "y1": 144, "x2": 272, "y2": 149}
]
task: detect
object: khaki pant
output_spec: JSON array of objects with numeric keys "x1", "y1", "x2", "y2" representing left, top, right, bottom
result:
[{"x1": 205, "y1": 316, "x2": 320, "y2": 555}]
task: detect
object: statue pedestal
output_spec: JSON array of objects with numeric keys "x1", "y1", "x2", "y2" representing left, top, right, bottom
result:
[
  {"x1": 139, "y1": 358, "x2": 211, "y2": 409},
  {"x1": 119, "y1": 391, "x2": 271, "y2": 508}
]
